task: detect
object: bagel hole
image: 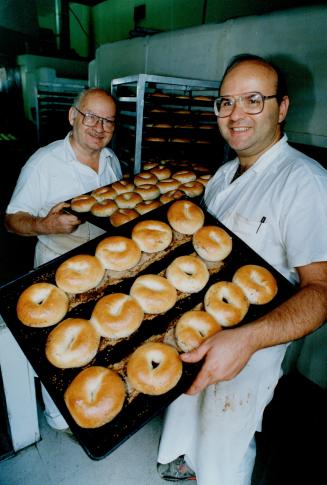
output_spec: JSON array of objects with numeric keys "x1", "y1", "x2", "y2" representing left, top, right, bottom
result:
[
  {"x1": 151, "y1": 360, "x2": 160, "y2": 369},
  {"x1": 222, "y1": 297, "x2": 229, "y2": 303}
]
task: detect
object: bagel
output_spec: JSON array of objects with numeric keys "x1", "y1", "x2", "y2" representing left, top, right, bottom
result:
[
  {"x1": 157, "y1": 178, "x2": 181, "y2": 194},
  {"x1": 16, "y1": 282, "x2": 68, "y2": 327},
  {"x1": 70, "y1": 194, "x2": 96, "y2": 212},
  {"x1": 110, "y1": 208, "x2": 139, "y2": 227},
  {"x1": 91, "y1": 293, "x2": 144, "y2": 339},
  {"x1": 204, "y1": 281, "x2": 249, "y2": 327},
  {"x1": 166, "y1": 255, "x2": 209, "y2": 293},
  {"x1": 91, "y1": 199, "x2": 117, "y2": 217},
  {"x1": 95, "y1": 236, "x2": 141, "y2": 271},
  {"x1": 172, "y1": 171, "x2": 197, "y2": 183},
  {"x1": 150, "y1": 166, "x2": 171, "y2": 180},
  {"x1": 115, "y1": 191, "x2": 143, "y2": 209},
  {"x1": 143, "y1": 161, "x2": 159, "y2": 171},
  {"x1": 179, "y1": 181, "x2": 204, "y2": 197},
  {"x1": 193, "y1": 226, "x2": 232, "y2": 262},
  {"x1": 131, "y1": 220, "x2": 173, "y2": 253},
  {"x1": 127, "y1": 342, "x2": 182, "y2": 395},
  {"x1": 134, "y1": 172, "x2": 158, "y2": 186},
  {"x1": 64, "y1": 366, "x2": 125, "y2": 428},
  {"x1": 175, "y1": 310, "x2": 222, "y2": 352},
  {"x1": 135, "y1": 200, "x2": 161, "y2": 215},
  {"x1": 91, "y1": 186, "x2": 117, "y2": 201},
  {"x1": 167, "y1": 200, "x2": 205, "y2": 235},
  {"x1": 45, "y1": 318, "x2": 100, "y2": 368},
  {"x1": 232, "y1": 264, "x2": 278, "y2": 305},
  {"x1": 130, "y1": 274, "x2": 177, "y2": 314},
  {"x1": 111, "y1": 180, "x2": 135, "y2": 195},
  {"x1": 55, "y1": 254, "x2": 105, "y2": 293},
  {"x1": 159, "y1": 189, "x2": 184, "y2": 205},
  {"x1": 134, "y1": 184, "x2": 160, "y2": 201}
]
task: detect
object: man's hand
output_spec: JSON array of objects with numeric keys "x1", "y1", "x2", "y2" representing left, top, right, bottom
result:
[
  {"x1": 41, "y1": 202, "x2": 81, "y2": 234},
  {"x1": 181, "y1": 326, "x2": 255, "y2": 395}
]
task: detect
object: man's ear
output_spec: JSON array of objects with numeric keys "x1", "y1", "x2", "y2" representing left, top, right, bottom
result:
[
  {"x1": 68, "y1": 106, "x2": 76, "y2": 127},
  {"x1": 278, "y1": 96, "x2": 289, "y2": 123}
]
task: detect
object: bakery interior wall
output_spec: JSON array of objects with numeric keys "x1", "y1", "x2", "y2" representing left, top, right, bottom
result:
[{"x1": 89, "y1": 3, "x2": 327, "y2": 150}]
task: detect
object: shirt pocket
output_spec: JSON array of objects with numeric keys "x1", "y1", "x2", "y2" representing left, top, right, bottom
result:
[{"x1": 225, "y1": 211, "x2": 284, "y2": 268}]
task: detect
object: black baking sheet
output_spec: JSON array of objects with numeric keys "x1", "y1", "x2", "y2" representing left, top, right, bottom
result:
[{"x1": 0, "y1": 200, "x2": 295, "y2": 460}]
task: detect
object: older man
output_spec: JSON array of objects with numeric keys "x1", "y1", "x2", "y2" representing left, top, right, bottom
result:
[{"x1": 5, "y1": 87, "x2": 122, "y2": 430}]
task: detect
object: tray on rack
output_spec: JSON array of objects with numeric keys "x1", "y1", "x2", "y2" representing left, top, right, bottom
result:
[{"x1": 0, "y1": 200, "x2": 295, "y2": 460}]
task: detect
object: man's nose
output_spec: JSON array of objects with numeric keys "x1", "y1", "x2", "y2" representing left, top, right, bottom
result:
[{"x1": 229, "y1": 98, "x2": 246, "y2": 119}]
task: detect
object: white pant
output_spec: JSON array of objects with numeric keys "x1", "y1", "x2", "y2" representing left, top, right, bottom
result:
[{"x1": 158, "y1": 344, "x2": 288, "y2": 485}]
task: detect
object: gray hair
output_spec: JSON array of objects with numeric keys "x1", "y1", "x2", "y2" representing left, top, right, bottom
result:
[{"x1": 73, "y1": 87, "x2": 114, "y2": 108}]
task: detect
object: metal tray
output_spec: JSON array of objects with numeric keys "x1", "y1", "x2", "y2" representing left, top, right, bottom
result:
[{"x1": 0, "y1": 200, "x2": 295, "y2": 460}]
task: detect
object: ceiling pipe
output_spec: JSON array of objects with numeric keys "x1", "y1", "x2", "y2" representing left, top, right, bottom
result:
[{"x1": 55, "y1": 0, "x2": 70, "y2": 54}]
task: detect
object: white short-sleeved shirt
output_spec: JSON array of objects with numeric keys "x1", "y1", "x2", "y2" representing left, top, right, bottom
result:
[
  {"x1": 204, "y1": 136, "x2": 327, "y2": 283},
  {"x1": 6, "y1": 133, "x2": 122, "y2": 259}
]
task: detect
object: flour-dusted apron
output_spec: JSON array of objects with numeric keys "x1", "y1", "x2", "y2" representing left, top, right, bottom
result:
[{"x1": 158, "y1": 343, "x2": 288, "y2": 485}]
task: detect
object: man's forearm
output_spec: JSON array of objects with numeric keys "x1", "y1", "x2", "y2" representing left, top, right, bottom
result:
[
  {"x1": 245, "y1": 280, "x2": 327, "y2": 352},
  {"x1": 5, "y1": 212, "x2": 43, "y2": 236}
]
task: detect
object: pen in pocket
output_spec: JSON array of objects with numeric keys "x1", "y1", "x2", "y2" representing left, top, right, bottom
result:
[{"x1": 256, "y1": 216, "x2": 266, "y2": 233}]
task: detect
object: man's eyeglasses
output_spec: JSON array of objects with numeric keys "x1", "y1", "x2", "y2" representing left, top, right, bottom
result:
[
  {"x1": 213, "y1": 92, "x2": 278, "y2": 118},
  {"x1": 74, "y1": 107, "x2": 115, "y2": 132}
]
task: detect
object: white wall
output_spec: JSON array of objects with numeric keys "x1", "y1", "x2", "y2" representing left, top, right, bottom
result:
[{"x1": 90, "y1": 5, "x2": 327, "y2": 148}]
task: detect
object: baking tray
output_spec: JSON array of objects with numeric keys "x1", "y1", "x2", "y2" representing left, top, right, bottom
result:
[{"x1": 0, "y1": 200, "x2": 295, "y2": 460}]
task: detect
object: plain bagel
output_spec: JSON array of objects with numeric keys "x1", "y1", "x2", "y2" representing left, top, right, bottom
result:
[
  {"x1": 45, "y1": 318, "x2": 100, "y2": 368},
  {"x1": 16, "y1": 282, "x2": 68, "y2": 327},
  {"x1": 193, "y1": 226, "x2": 232, "y2": 262},
  {"x1": 55, "y1": 254, "x2": 105, "y2": 293},
  {"x1": 130, "y1": 274, "x2": 177, "y2": 314},
  {"x1": 91, "y1": 293, "x2": 144, "y2": 339},
  {"x1": 204, "y1": 281, "x2": 249, "y2": 327},
  {"x1": 175, "y1": 310, "x2": 222, "y2": 352},
  {"x1": 64, "y1": 366, "x2": 125, "y2": 428},
  {"x1": 232, "y1": 264, "x2": 278, "y2": 304},
  {"x1": 95, "y1": 236, "x2": 141, "y2": 271},
  {"x1": 131, "y1": 220, "x2": 173, "y2": 253},
  {"x1": 167, "y1": 200, "x2": 205, "y2": 235},
  {"x1": 127, "y1": 342, "x2": 182, "y2": 395},
  {"x1": 166, "y1": 255, "x2": 209, "y2": 293}
]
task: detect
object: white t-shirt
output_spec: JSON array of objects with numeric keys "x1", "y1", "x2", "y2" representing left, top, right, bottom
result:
[
  {"x1": 204, "y1": 135, "x2": 327, "y2": 283},
  {"x1": 6, "y1": 133, "x2": 122, "y2": 261}
]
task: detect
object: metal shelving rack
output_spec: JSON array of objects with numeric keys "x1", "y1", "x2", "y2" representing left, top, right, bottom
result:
[{"x1": 111, "y1": 74, "x2": 220, "y2": 174}]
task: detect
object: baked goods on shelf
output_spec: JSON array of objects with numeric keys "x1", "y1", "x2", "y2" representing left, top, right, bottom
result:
[
  {"x1": 45, "y1": 318, "x2": 100, "y2": 368},
  {"x1": 127, "y1": 342, "x2": 182, "y2": 395},
  {"x1": 64, "y1": 366, "x2": 126, "y2": 428},
  {"x1": 111, "y1": 180, "x2": 135, "y2": 195},
  {"x1": 16, "y1": 282, "x2": 68, "y2": 327}
]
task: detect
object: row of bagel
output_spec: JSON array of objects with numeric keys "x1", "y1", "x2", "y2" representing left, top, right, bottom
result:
[{"x1": 70, "y1": 165, "x2": 211, "y2": 224}]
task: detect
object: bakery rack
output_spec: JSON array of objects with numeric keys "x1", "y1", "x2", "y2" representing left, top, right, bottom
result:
[{"x1": 111, "y1": 74, "x2": 221, "y2": 175}]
